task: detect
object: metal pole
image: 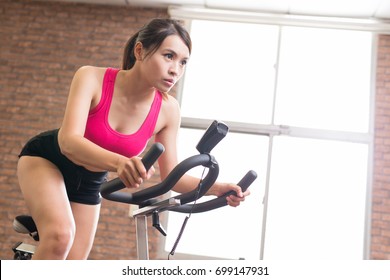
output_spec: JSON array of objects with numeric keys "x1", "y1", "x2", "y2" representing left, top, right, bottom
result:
[{"x1": 135, "y1": 215, "x2": 149, "y2": 260}]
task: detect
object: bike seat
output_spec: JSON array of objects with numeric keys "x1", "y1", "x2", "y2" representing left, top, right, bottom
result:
[{"x1": 13, "y1": 215, "x2": 39, "y2": 241}]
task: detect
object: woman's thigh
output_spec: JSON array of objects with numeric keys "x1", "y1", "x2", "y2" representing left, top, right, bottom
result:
[
  {"x1": 17, "y1": 156, "x2": 75, "y2": 235},
  {"x1": 67, "y1": 202, "x2": 101, "y2": 259}
]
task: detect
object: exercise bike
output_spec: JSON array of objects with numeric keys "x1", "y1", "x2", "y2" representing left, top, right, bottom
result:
[{"x1": 12, "y1": 120, "x2": 257, "y2": 260}]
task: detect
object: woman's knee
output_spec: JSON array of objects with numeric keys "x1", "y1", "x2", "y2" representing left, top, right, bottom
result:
[{"x1": 41, "y1": 221, "x2": 76, "y2": 257}]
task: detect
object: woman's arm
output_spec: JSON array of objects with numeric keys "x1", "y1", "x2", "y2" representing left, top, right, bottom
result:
[
  {"x1": 155, "y1": 97, "x2": 249, "y2": 206},
  {"x1": 58, "y1": 66, "x2": 148, "y2": 187}
]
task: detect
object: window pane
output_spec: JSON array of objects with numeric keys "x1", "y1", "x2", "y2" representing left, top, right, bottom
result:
[
  {"x1": 164, "y1": 128, "x2": 268, "y2": 259},
  {"x1": 275, "y1": 26, "x2": 372, "y2": 132},
  {"x1": 174, "y1": 20, "x2": 371, "y2": 261},
  {"x1": 264, "y1": 137, "x2": 368, "y2": 259},
  {"x1": 180, "y1": 20, "x2": 279, "y2": 124}
]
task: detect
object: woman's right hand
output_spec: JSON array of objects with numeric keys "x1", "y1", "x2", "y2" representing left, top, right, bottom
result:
[{"x1": 116, "y1": 156, "x2": 155, "y2": 188}]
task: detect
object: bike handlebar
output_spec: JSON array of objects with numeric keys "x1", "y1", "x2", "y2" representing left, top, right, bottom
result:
[
  {"x1": 100, "y1": 142, "x2": 165, "y2": 204},
  {"x1": 100, "y1": 142, "x2": 222, "y2": 206},
  {"x1": 100, "y1": 120, "x2": 257, "y2": 214},
  {"x1": 170, "y1": 170, "x2": 257, "y2": 213}
]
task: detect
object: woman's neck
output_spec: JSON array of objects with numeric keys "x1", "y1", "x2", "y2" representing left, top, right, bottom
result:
[{"x1": 119, "y1": 68, "x2": 155, "y2": 101}]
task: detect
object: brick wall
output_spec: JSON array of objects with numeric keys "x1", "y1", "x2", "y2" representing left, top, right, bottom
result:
[
  {"x1": 371, "y1": 34, "x2": 390, "y2": 259},
  {"x1": 1, "y1": 0, "x2": 389, "y2": 260},
  {"x1": 0, "y1": 0, "x2": 168, "y2": 260}
]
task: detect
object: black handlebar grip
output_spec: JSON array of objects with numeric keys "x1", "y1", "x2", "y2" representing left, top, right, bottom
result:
[
  {"x1": 235, "y1": 169, "x2": 257, "y2": 193},
  {"x1": 170, "y1": 170, "x2": 257, "y2": 213},
  {"x1": 142, "y1": 142, "x2": 165, "y2": 171},
  {"x1": 100, "y1": 143, "x2": 165, "y2": 200},
  {"x1": 206, "y1": 169, "x2": 257, "y2": 198}
]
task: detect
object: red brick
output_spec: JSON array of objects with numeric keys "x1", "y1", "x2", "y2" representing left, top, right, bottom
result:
[{"x1": 0, "y1": 0, "x2": 167, "y2": 260}]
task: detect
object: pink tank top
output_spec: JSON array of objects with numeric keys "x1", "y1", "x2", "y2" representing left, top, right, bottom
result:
[{"x1": 84, "y1": 68, "x2": 162, "y2": 158}]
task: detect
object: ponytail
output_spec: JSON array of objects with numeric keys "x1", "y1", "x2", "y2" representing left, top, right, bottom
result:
[{"x1": 122, "y1": 31, "x2": 139, "y2": 70}]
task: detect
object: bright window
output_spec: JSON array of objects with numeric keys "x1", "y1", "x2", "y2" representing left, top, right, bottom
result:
[
  {"x1": 180, "y1": 20, "x2": 279, "y2": 124},
  {"x1": 275, "y1": 26, "x2": 372, "y2": 132},
  {"x1": 265, "y1": 137, "x2": 368, "y2": 259},
  {"x1": 164, "y1": 19, "x2": 373, "y2": 260}
]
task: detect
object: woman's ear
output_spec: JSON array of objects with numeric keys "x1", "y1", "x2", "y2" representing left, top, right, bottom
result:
[{"x1": 134, "y1": 42, "x2": 144, "y2": 61}]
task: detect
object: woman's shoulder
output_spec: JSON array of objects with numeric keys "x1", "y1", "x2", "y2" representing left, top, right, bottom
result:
[
  {"x1": 69, "y1": 66, "x2": 111, "y2": 105},
  {"x1": 162, "y1": 94, "x2": 180, "y2": 114},
  {"x1": 70, "y1": 66, "x2": 112, "y2": 95},
  {"x1": 156, "y1": 94, "x2": 181, "y2": 133},
  {"x1": 74, "y1": 66, "x2": 108, "y2": 82}
]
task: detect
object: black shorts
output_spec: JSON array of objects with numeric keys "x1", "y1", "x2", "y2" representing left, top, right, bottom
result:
[{"x1": 18, "y1": 129, "x2": 108, "y2": 205}]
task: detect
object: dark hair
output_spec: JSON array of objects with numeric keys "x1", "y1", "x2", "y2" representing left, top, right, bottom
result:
[{"x1": 122, "y1": 18, "x2": 192, "y2": 70}]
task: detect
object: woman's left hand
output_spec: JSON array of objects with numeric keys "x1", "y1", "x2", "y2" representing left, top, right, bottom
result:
[{"x1": 208, "y1": 182, "x2": 250, "y2": 207}]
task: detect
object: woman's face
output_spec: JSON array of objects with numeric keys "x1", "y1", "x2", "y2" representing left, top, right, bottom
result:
[{"x1": 140, "y1": 35, "x2": 190, "y2": 93}]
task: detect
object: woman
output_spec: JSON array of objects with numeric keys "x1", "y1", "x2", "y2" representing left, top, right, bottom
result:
[{"x1": 17, "y1": 18, "x2": 249, "y2": 260}]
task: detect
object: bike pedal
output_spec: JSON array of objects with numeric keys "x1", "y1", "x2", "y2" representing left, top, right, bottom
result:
[{"x1": 12, "y1": 242, "x2": 35, "y2": 260}]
